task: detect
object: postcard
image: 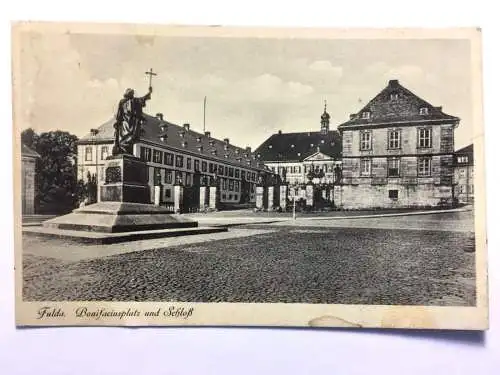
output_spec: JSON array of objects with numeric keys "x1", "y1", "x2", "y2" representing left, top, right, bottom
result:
[{"x1": 12, "y1": 23, "x2": 487, "y2": 329}]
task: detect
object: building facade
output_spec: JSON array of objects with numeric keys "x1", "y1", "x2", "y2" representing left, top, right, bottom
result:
[
  {"x1": 337, "y1": 79, "x2": 460, "y2": 209},
  {"x1": 21, "y1": 143, "x2": 40, "y2": 215},
  {"x1": 77, "y1": 113, "x2": 270, "y2": 207},
  {"x1": 255, "y1": 104, "x2": 342, "y2": 186},
  {"x1": 454, "y1": 144, "x2": 474, "y2": 203}
]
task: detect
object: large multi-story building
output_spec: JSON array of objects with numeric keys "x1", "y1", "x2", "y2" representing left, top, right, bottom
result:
[
  {"x1": 77, "y1": 113, "x2": 270, "y2": 207},
  {"x1": 454, "y1": 144, "x2": 474, "y2": 203},
  {"x1": 337, "y1": 79, "x2": 460, "y2": 209},
  {"x1": 255, "y1": 103, "x2": 342, "y2": 185}
]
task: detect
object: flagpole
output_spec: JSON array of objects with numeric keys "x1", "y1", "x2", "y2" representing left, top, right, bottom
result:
[{"x1": 203, "y1": 96, "x2": 207, "y2": 133}]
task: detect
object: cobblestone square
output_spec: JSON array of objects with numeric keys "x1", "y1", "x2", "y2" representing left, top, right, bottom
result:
[{"x1": 23, "y1": 212, "x2": 476, "y2": 306}]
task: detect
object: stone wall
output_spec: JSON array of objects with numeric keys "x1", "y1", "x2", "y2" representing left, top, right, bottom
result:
[{"x1": 338, "y1": 183, "x2": 448, "y2": 209}]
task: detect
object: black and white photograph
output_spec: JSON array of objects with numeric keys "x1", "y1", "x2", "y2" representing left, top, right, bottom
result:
[{"x1": 12, "y1": 23, "x2": 487, "y2": 329}]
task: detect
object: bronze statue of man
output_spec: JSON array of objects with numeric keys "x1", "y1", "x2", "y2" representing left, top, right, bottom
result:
[{"x1": 112, "y1": 86, "x2": 153, "y2": 155}]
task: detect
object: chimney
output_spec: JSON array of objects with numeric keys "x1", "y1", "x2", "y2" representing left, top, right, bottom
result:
[
  {"x1": 156, "y1": 113, "x2": 164, "y2": 121},
  {"x1": 389, "y1": 79, "x2": 399, "y2": 86},
  {"x1": 278, "y1": 130, "x2": 282, "y2": 135},
  {"x1": 246, "y1": 146, "x2": 251, "y2": 153},
  {"x1": 204, "y1": 131, "x2": 211, "y2": 138},
  {"x1": 223, "y1": 137, "x2": 230, "y2": 145},
  {"x1": 349, "y1": 114, "x2": 356, "y2": 120},
  {"x1": 436, "y1": 106, "x2": 442, "y2": 111},
  {"x1": 183, "y1": 123, "x2": 190, "y2": 131}
]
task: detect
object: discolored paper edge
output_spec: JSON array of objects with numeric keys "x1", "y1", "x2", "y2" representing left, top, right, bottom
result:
[{"x1": 11, "y1": 23, "x2": 488, "y2": 329}]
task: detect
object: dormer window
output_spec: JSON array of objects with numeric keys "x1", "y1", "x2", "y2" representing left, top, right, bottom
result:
[
  {"x1": 420, "y1": 107, "x2": 429, "y2": 115},
  {"x1": 362, "y1": 111, "x2": 371, "y2": 119},
  {"x1": 268, "y1": 145, "x2": 273, "y2": 149},
  {"x1": 291, "y1": 144, "x2": 295, "y2": 148},
  {"x1": 390, "y1": 93, "x2": 399, "y2": 101}
]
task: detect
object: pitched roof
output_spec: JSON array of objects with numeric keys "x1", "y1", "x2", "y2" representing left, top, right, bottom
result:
[
  {"x1": 21, "y1": 143, "x2": 40, "y2": 158},
  {"x1": 338, "y1": 79, "x2": 459, "y2": 129},
  {"x1": 254, "y1": 130, "x2": 342, "y2": 162},
  {"x1": 455, "y1": 144, "x2": 473, "y2": 155},
  {"x1": 79, "y1": 113, "x2": 267, "y2": 170}
]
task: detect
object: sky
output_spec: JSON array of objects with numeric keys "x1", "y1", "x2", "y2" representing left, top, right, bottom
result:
[{"x1": 15, "y1": 31, "x2": 473, "y2": 149}]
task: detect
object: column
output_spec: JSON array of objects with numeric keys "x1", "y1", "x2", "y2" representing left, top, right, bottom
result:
[
  {"x1": 255, "y1": 186, "x2": 264, "y2": 210},
  {"x1": 267, "y1": 186, "x2": 274, "y2": 211},
  {"x1": 334, "y1": 185, "x2": 343, "y2": 208},
  {"x1": 199, "y1": 185, "x2": 208, "y2": 210},
  {"x1": 305, "y1": 183, "x2": 314, "y2": 208},
  {"x1": 209, "y1": 185, "x2": 218, "y2": 210},
  {"x1": 173, "y1": 184, "x2": 184, "y2": 213},
  {"x1": 154, "y1": 185, "x2": 162, "y2": 206},
  {"x1": 279, "y1": 184, "x2": 288, "y2": 211}
]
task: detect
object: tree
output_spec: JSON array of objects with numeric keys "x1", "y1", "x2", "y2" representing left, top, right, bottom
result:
[{"x1": 21, "y1": 128, "x2": 80, "y2": 214}]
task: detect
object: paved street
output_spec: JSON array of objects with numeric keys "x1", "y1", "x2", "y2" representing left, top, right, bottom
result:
[{"x1": 22, "y1": 210, "x2": 476, "y2": 306}]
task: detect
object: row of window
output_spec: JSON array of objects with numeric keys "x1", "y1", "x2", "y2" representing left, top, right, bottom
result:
[
  {"x1": 457, "y1": 156, "x2": 470, "y2": 164},
  {"x1": 361, "y1": 107, "x2": 429, "y2": 120},
  {"x1": 84, "y1": 145, "x2": 109, "y2": 161},
  {"x1": 153, "y1": 168, "x2": 247, "y2": 192},
  {"x1": 359, "y1": 157, "x2": 432, "y2": 177},
  {"x1": 359, "y1": 128, "x2": 432, "y2": 151},
  {"x1": 271, "y1": 164, "x2": 340, "y2": 174},
  {"x1": 141, "y1": 146, "x2": 257, "y2": 181}
]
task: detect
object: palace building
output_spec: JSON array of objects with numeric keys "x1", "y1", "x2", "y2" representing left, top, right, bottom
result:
[
  {"x1": 77, "y1": 113, "x2": 270, "y2": 208},
  {"x1": 454, "y1": 144, "x2": 474, "y2": 203},
  {"x1": 255, "y1": 103, "x2": 342, "y2": 185},
  {"x1": 337, "y1": 79, "x2": 460, "y2": 209}
]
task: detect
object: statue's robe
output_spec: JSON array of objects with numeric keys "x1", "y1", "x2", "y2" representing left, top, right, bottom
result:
[{"x1": 113, "y1": 91, "x2": 151, "y2": 154}]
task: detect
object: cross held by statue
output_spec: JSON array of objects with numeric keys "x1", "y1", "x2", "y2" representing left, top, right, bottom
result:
[{"x1": 145, "y1": 68, "x2": 157, "y2": 88}]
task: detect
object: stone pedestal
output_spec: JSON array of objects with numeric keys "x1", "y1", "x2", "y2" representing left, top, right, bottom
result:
[
  {"x1": 305, "y1": 183, "x2": 314, "y2": 207},
  {"x1": 174, "y1": 184, "x2": 184, "y2": 213},
  {"x1": 279, "y1": 185, "x2": 288, "y2": 211},
  {"x1": 100, "y1": 154, "x2": 151, "y2": 204},
  {"x1": 255, "y1": 186, "x2": 265, "y2": 210},
  {"x1": 209, "y1": 185, "x2": 218, "y2": 210},
  {"x1": 199, "y1": 185, "x2": 208, "y2": 210},
  {"x1": 43, "y1": 153, "x2": 197, "y2": 233},
  {"x1": 267, "y1": 186, "x2": 275, "y2": 211}
]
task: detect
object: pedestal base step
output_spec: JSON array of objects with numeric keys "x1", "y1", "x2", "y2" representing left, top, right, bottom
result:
[
  {"x1": 23, "y1": 225, "x2": 228, "y2": 244},
  {"x1": 42, "y1": 201, "x2": 198, "y2": 233}
]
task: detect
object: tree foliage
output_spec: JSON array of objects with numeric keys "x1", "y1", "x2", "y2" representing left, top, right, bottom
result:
[{"x1": 21, "y1": 128, "x2": 80, "y2": 214}]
